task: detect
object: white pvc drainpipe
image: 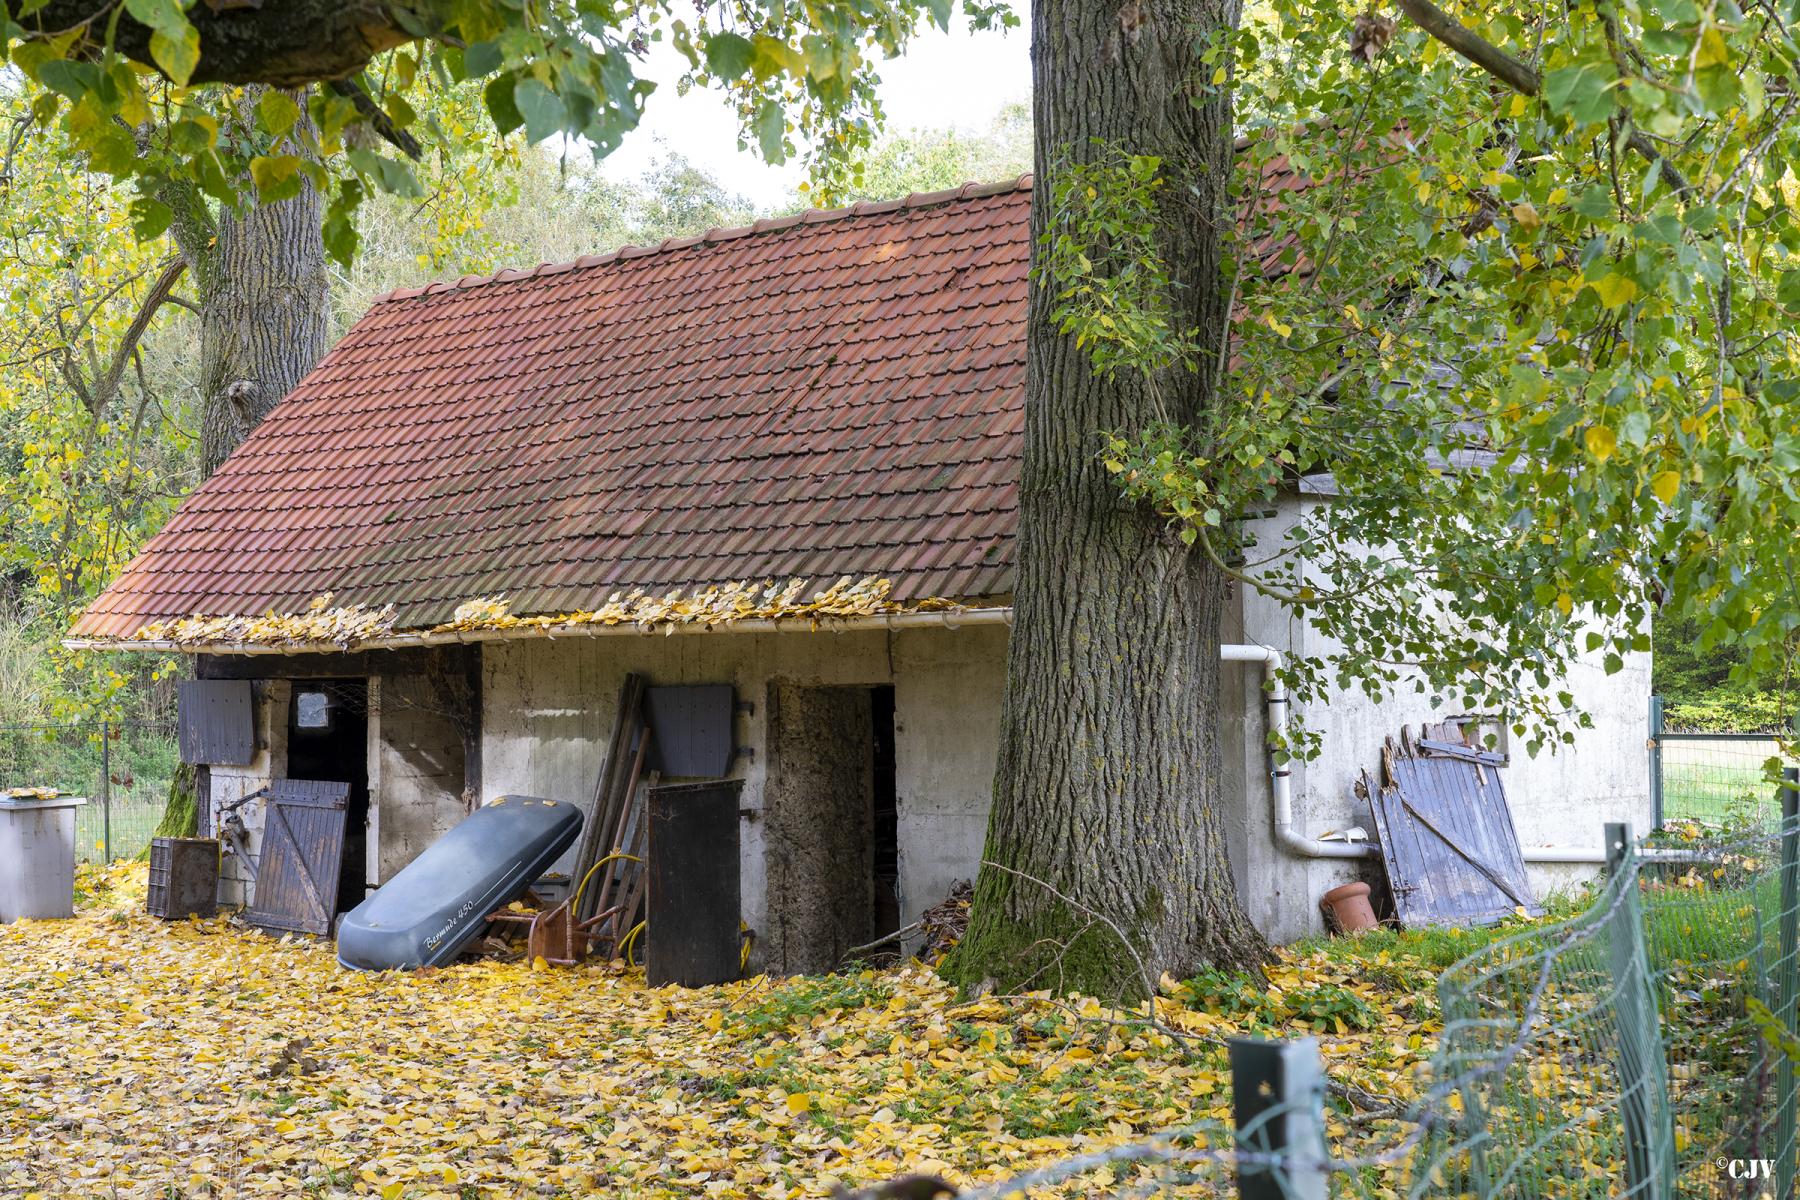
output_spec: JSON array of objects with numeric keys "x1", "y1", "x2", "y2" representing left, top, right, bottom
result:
[{"x1": 1220, "y1": 643, "x2": 1608, "y2": 865}]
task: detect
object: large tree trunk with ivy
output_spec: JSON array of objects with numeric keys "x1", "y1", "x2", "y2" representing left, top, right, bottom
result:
[
  {"x1": 942, "y1": 0, "x2": 1265, "y2": 998},
  {"x1": 147, "y1": 101, "x2": 330, "y2": 840}
]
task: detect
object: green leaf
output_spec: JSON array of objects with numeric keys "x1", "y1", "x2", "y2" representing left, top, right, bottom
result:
[
  {"x1": 86, "y1": 125, "x2": 138, "y2": 176},
  {"x1": 256, "y1": 90, "x2": 301, "y2": 139},
  {"x1": 35, "y1": 59, "x2": 98, "y2": 101},
  {"x1": 122, "y1": 0, "x2": 186, "y2": 28},
  {"x1": 249, "y1": 154, "x2": 304, "y2": 202},
  {"x1": 1777, "y1": 271, "x2": 1800, "y2": 312},
  {"x1": 128, "y1": 197, "x2": 173, "y2": 241},
  {"x1": 752, "y1": 100, "x2": 786, "y2": 162},
  {"x1": 1543, "y1": 63, "x2": 1616, "y2": 126},
  {"x1": 483, "y1": 74, "x2": 523, "y2": 137},
  {"x1": 148, "y1": 18, "x2": 201, "y2": 87},
  {"x1": 462, "y1": 39, "x2": 504, "y2": 78},
  {"x1": 703, "y1": 32, "x2": 755, "y2": 81},
  {"x1": 512, "y1": 77, "x2": 565, "y2": 144}
]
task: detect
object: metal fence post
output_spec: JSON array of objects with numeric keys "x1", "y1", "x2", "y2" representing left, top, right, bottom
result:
[
  {"x1": 1230, "y1": 1037, "x2": 1327, "y2": 1200},
  {"x1": 1777, "y1": 743, "x2": 1799, "y2": 1200},
  {"x1": 100, "y1": 719, "x2": 112, "y2": 863},
  {"x1": 1605, "y1": 822, "x2": 1674, "y2": 1200},
  {"x1": 1648, "y1": 695, "x2": 1665, "y2": 830}
]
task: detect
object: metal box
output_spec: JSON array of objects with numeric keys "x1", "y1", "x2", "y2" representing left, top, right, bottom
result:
[
  {"x1": 0, "y1": 795, "x2": 86, "y2": 922},
  {"x1": 147, "y1": 837, "x2": 220, "y2": 919},
  {"x1": 645, "y1": 685, "x2": 736, "y2": 777}
]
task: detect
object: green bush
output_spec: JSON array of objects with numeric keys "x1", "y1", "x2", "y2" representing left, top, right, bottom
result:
[{"x1": 1663, "y1": 688, "x2": 1790, "y2": 733}]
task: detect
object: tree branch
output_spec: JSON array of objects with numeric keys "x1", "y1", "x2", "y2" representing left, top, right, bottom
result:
[
  {"x1": 327, "y1": 78, "x2": 423, "y2": 160},
  {"x1": 16, "y1": 2, "x2": 428, "y2": 87},
  {"x1": 1394, "y1": 0, "x2": 1692, "y2": 193},
  {"x1": 85, "y1": 258, "x2": 187, "y2": 418}
]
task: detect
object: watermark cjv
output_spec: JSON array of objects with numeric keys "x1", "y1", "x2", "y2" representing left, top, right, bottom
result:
[{"x1": 1720, "y1": 1158, "x2": 1776, "y2": 1180}]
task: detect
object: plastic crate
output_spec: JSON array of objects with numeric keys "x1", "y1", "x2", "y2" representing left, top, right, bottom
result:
[{"x1": 147, "y1": 836, "x2": 219, "y2": 919}]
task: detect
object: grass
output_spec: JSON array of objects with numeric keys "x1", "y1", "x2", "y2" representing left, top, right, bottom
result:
[
  {"x1": 1659, "y1": 737, "x2": 1792, "y2": 824},
  {"x1": 0, "y1": 721, "x2": 177, "y2": 861}
]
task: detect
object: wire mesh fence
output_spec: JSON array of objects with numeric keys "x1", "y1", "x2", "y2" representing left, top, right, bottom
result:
[
  {"x1": 1652, "y1": 697, "x2": 1794, "y2": 827},
  {"x1": 935, "y1": 813, "x2": 1800, "y2": 1200},
  {"x1": 0, "y1": 720, "x2": 179, "y2": 862}
]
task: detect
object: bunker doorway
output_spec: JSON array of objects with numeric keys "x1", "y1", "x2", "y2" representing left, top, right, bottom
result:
[
  {"x1": 764, "y1": 682, "x2": 898, "y2": 974},
  {"x1": 285, "y1": 679, "x2": 370, "y2": 915}
]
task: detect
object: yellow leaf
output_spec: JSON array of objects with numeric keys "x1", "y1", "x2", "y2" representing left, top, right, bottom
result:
[
  {"x1": 1556, "y1": 592, "x2": 1574, "y2": 616},
  {"x1": 1589, "y1": 273, "x2": 1639, "y2": 309},
  {"x1": 1696, "y1": 26, "x2": 1730, "y2": 69},
  {"x1": 785, "y1": 1091, "x2": 812, "y2": 1114},
  {"x1": 1652, "y1": 470, "x2": 1680, "y2": 503},
  {"x1": 1585, "y1": 424, "x2": 1617, "y2": 462}
]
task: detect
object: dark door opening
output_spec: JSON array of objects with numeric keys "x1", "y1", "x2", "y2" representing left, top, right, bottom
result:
[
  {"x1": 870, "y1": 685, "x2": 899, "y2": 942},
  {"x1": 285, "y1": 679, "x2": 370, "y2": 914}
]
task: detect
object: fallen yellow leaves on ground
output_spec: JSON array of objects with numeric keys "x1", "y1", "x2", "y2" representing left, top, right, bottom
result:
[{"x1": 0, "y1": 866, "x2": 1439, "y2": 1199}]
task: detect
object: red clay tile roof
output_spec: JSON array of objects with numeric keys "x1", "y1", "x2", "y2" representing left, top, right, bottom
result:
[{"x1": 73, "y1": 179, "x2": 1034, "y2": 640}]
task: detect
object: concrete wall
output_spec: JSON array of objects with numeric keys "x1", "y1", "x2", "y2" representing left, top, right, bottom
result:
[
  {"x1": 1222, "y1": 493, "x2": 1654, "y2": 943},
  {"x1": 369, "y1": 672, "x2": 467, "y2": 883},
  {"x1": 479, "y1": 624, "x2": 1009, "y2": 973}
]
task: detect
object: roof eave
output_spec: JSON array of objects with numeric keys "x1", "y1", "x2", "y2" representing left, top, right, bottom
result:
[{"x1": 62, "y1": 604, "x2": 1016, "y2": 657}]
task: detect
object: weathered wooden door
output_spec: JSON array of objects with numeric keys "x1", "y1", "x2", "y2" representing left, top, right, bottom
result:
[
  {"x1": 1367, "y1": 750, "x2": 1540, "y2": 928},
  {"x1": 246, "y1": 779, "x2": 350, "y2": 936}
]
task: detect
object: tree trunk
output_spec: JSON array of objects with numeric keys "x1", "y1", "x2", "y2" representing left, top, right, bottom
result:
[
  {"x1": 149, "y1": 99, "x2": 330, "y2": 841},
  {"x1": 194, "y1": 182, "x2": 330, "y2": 476},
  {"x1": 942, "y1": 0, "x2": 1266, "y2": 998}
]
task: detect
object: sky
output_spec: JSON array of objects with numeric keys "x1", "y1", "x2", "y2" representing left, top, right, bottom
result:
[{"x1": 598, "y1": 11, "x2": 1033, "y2": 207}]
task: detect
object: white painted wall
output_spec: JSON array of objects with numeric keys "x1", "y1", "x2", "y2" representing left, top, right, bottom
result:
[
  {"x1": 478, "y1": 624, "x2": 1009, "y2": 972},
  {"x1": 369, "y1": 673, "x2": 466, "y2": 882},
  {"x1": 1223, "y1": 493, "x2": 1653, "y2": 942}
]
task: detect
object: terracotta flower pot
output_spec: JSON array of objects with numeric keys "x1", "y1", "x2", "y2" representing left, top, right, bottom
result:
[{"x1": 1320, "y1": 881, "x2": 1378, "y2": 934}]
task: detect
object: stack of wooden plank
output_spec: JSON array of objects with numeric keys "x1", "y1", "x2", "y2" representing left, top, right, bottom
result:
[{"x1": 569, "y1": 673, "x2": 657, "y2": 958}]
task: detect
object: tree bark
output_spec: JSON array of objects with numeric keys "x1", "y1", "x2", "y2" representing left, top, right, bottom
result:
[
  {"x1": 148, "y1": 94, "x2": 330, "y2": 840},
  {"x1": 192, "y1": 179, "x2": 330, "y2": 477},
  {"x1": 942, "y1": 0, "x2": 1267, "y2": 999},
  {"x1": 20, "y1": 2, "x2": 421, "y2": 87}
]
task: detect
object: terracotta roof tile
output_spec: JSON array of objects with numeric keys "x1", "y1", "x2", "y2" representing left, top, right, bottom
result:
[{"x1": 74, "y1": 163, "x2": 1310, "y2": 640}]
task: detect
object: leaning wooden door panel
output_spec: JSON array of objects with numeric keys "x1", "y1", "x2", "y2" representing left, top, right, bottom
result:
[
  {"x1": 1364, "y1": 736, "x2": 1539, "y2": 928},
  {"x1": 646, "y1": 780, "x2": 742, "y2": 987},
  {"x1": 246, "y1": 779, "x2": 350, "y2": 937}
]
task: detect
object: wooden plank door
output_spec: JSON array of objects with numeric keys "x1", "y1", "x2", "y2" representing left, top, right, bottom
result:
[
  {"x1": 1369, "y1": 756, "x2": 1540, "y2": 928},
  {"x1": 246, "y1": 779, "x2": 350, "y2": 936}
]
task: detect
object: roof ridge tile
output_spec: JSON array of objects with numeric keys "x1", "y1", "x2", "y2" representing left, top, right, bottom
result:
[{"x1": 364, "y1": 174, "x2": 1034, "y2": 306}]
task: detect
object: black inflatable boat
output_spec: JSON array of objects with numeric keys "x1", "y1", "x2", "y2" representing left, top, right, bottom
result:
[{"x1": 336, "y1": 795, "x2": 581, "y2": 971}]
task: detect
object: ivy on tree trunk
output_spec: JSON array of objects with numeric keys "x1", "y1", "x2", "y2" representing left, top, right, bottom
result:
[{"x1": 943, "y1": 0, "x2": 1267, "y2": 999}]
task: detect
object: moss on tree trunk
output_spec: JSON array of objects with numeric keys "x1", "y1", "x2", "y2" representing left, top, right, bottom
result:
[{"x1": 942, "y1": 0, "x2": 1267, "y2": 1000}]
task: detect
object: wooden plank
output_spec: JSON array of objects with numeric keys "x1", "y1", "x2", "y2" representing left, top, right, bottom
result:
[
  {"x1": 1364, "y1": 736, "x2": 1539, "y2": 928},
  {"x1": 245, "y1": 779, "x2": 349, "y2": 937}
]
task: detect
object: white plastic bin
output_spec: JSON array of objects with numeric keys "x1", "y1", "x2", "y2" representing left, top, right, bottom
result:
[{"x1": 0, "y1": 795, "x2": 86, "y2": 922}]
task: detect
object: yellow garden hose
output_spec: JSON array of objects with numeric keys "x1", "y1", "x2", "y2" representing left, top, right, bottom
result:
[
  {"x1": 569, "y1": 851, "x2": 641, "y2": 916},
  {"x1": 620, "y1": 920, "x2": 646, "y2": 966}
]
